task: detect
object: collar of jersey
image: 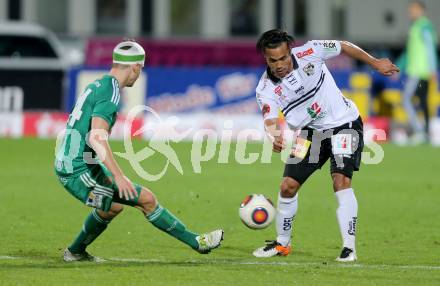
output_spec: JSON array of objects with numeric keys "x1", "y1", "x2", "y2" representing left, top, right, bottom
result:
[
  {"x1": 104, "y1": 74, "x2": 120, "y2": 88},
  {"x1": 266, "y1": 53, "x2": 299, "y2": 84}
]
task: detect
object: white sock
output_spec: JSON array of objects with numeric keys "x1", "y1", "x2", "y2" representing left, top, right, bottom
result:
[
  {"x1": 335, "y1": 188, "x2": 358, "y2": 251},
  {"x1": 276, "y1": 192, "x2": 298, "y2": 246}
]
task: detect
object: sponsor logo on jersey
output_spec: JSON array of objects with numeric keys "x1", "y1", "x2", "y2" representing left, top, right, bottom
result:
[
  {"x1": 296, "y1": 48, "x2": 314, "y2": 59},
  {"x1": 294, "y1": 86, "x2": 305, "y2": 94},
  {"x1": 303, "y1": 63, "x2": 315, "y2": 76},
  {"x1": 262, "y1": 104, "x2": 271, "y2": 118},
  {"x1": 307, "y1": 102, "x2": 326, "y2": 120},
  {"x1": 285, "y1": 73, "x2": 298, "y2": 85},
  {"x1": 274, "y1": 86, "x2": 283, "y2": 96},
  {"x1": 323, "y1": 41, "x2": 337, "y2": 50}
]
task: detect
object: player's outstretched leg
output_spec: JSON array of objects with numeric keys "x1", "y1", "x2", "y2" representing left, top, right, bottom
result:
[
  {"x1": 63, "y1": 203, "x2": 124, "y2": 262},
  {"x1": 136, "y1": 187, "x2": 223, "y2": 254},
  {"x1": 333, "y1": 173, "x2": 358, "y2": 262},
  {"x1": 253, "y1": 177, "x2": 299, "y2": 258}
]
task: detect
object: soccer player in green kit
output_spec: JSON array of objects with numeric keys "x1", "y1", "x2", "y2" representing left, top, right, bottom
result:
[
  {"x1": 55, "y1": 41, "x2": 223, "y2": 262},
  {"x1": 398, "y1": 0, "x2": 438, "y2": 143}
]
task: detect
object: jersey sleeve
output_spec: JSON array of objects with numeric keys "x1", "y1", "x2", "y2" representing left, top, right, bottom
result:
[
  {"x1": 309, "y1": 40, "x2": 342, "y2": 61},
  {"x1": 91, "y1": 78, "x2": 120, "y2": 127},
  {"x1": 256, "y1": 92, "x2": 279, "y2": 120}
]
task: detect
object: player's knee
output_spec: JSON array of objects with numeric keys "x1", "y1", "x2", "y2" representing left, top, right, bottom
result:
[
  {"x1": 137, "y1": 187, "x2": 157, "y2": 213},
  {"x1": 110, "y1": 203, "x2": 124, "y2": 216},
  {"x1": 280, "y1": 177, "x2": 300, "y2": 198},
  {"x1": 97, "y1": 203, "x2": 123, "y2": 220},
  {"x1": 332, "y1": 173, "x2": 351, "y2": 191}
]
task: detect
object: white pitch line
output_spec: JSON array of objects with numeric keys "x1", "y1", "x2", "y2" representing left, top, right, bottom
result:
[
  {"x1": 0, "y1": 256, "x2": 19, "y2": 260},
  {"x1": 1, "y1": 255, "x2": 440, "y2": 271},
  {"x1": 108, "y1": 257, "x2": 440, "y2": 271}
]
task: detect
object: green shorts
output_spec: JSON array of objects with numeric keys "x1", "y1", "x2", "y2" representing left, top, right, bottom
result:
[{"x1": 56, "y1": 164, "x2": 142, "y2": 212}]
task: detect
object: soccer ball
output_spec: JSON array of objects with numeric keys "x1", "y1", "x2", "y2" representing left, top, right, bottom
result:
[{"x1": 239, "y1": 194, "x2": 276, "y2": 229}]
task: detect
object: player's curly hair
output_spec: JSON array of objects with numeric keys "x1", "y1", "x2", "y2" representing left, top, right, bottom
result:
[{"x1": 256, "y1": 29, "x2": 295, "y2": 54}]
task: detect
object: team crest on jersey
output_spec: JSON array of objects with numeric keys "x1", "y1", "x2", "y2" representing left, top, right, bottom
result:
[
  {"x1": 296, "y1": 48, "x2": 314, "y2": 59},
  {"x1": 274, "y1": 86, "x2": 283, "y2": 96},
  {"x1": 303, "y1": 63, "x2": 315, "y2": 76},
  {"x1": 307, "y1": 102, "x2": 326, "y2": 120}
]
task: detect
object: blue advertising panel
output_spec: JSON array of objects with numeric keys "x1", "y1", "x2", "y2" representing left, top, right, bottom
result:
[
  {"x1": 67, "y1": 67, "x2": 404, "y2": 113},
  {"x1": 145, "y1": 67, "x2": 264, "y2": 114}
]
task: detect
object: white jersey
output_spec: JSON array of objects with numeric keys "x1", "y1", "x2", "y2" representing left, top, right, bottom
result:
[{"x1": 256, "y1": 40, "x2": 359, "y2": 131}]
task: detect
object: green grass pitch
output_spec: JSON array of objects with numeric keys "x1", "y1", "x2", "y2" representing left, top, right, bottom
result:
[{"x1": 0, "y1": 138, "x2": 439, "y2": 285}]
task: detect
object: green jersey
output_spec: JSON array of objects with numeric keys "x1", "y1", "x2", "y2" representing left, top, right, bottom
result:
[
  {"x1": 55, "y1": 75, "x2": 121, "y2": 177},
  {"x1": 398, "y1": 16, "x2": 438, "y2": 79}
]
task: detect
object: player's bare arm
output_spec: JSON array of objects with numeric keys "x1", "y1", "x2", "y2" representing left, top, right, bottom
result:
[
  {"x1": 89, "y1": 116, "x2": 137, "y2": 200},
  {"x1": 340, "y1": 41, "x2": 400, "y2": 76}
]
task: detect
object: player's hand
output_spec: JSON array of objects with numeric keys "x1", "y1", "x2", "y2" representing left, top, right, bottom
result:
[
  {"x1": 114, "y1": 175, "x2": 137, "y2": 201},
  {"x1": 372, "y1": 58, "x2": 400, "y2": 76},
  {"x1": 272, "y1": 136, "x2": 285, "y2": 153}
]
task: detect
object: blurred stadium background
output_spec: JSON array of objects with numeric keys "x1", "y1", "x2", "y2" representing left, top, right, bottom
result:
[{"x1": 0, "y1": 0, "x2": 439, "y2": 144}]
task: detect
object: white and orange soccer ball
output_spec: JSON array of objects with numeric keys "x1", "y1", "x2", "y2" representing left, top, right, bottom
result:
[{"x1": 239, "y1": 194, "x2": 276, "y2": 229}]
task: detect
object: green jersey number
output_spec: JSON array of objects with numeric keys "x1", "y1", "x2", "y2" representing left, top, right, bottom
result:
[{"x1": 68, "y1": 88, "x2": 92, "y2": 127}]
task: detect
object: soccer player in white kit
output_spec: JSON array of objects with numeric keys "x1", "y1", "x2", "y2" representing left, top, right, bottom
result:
[{"x1": 252, "y1": 29, "x2": 399, "y2": 261}]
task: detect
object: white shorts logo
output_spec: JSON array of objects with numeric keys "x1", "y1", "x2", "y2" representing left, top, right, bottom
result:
[{"x1": 331, "y1": 133, "x2": 353, "y2": 155}]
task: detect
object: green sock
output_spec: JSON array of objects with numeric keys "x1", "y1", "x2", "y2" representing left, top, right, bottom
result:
[
  {"x1": 146, "y1": 204, "x2": 199, "y2": 249},
  {"x1": 68, "y1": 209, "x2": 110, "y2": 254}
]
